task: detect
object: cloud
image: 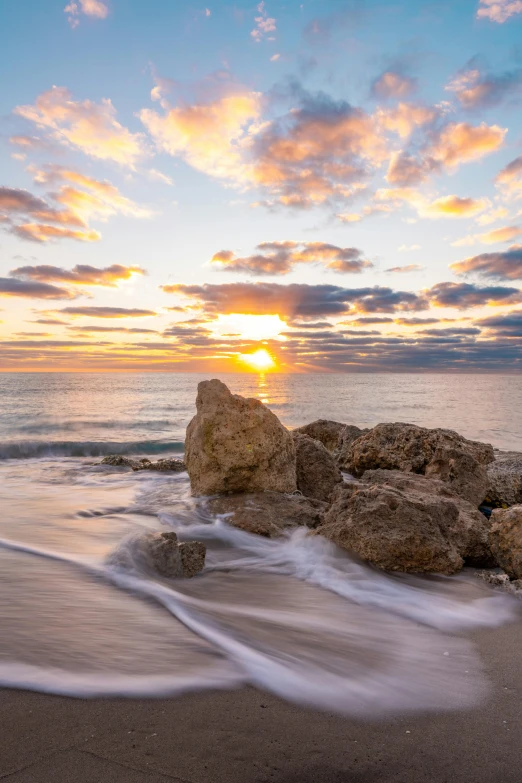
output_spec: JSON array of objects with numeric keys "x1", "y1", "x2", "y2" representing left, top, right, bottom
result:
[
  {"x1": 446, "y1": 66, "x2": 522, "y2": 109},
  {"x1": 10, "y1": 264, "x2": 146, "y2": 287},
  {"x1": 371, "y1": 72, "x2": 417, "y2": 100},
  {"x1": 163, "y1": 282, "x2": 427, "y2": 317},
  {"x1": 59, "y1": 307, "x2": 157, "y2": 318},
  {"x1": 496, "y1": 154, "x2": 522, "y2": 199},
  {"x1": 427, "y1": 281, "x2": 522, "y2": 308},
  {"x1": 0, "y1": 278, "x2": 77, "y2": 300},
  {"x1": 475, "y1": 206, "x2": 510, "y2": 225},
  {"x1": 209, "y1": 241, "x2": 372, "y2": 275},
  {"x1": 421, "y1": 195, "x2": 490, "y2": 218},
  {"x1": 428, "y1": 121, "x2": 506, "y2": 167},
  {"x1": 64, "y1": 0, "x2": 109, "y2": 28},
  {"x1": 251, "y1": 2, "x2": 276, "y2": 41},
  {"x1": 476, "y1": 0, "x2": 522, "y2": 23},
  {"x1": 10, "y1": 224, "x2": 101, "y2": 243},
  {"x1": 451, "y1": 225, "x2": 522, "y2": 247},
  {"x1": 398, "y1": 244, "x2": 421, "y2": 252},
  {"x1": 476, "y1": 309, "x2": 522, "y2": 336},
  {"x1": 139, "y1": 90, "x2": 261, "y2": 183},
  {"x1": 376, "y1": 102, "x2": 437, "y2": 139},
  {"x1": 385, "y1": 264, "x2": 424, "y2": 273},
  {"x1": 386, "y1": 151, "x2": 435, "y2": 186},
  {"x1": 67, "y1": 325, "x2": 158, "y2": 333},
  {"x1": 14, "y1": 87, "x2": 147, "y2": 167},
  {"x1": 450, "y1": 247, "x2": 522, "y2": 279},
  {"x1": 0, "y1": 186, "x2": 85, "y2": 227}
]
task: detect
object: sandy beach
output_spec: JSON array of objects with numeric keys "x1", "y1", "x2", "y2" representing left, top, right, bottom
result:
[{"x1": 1, "y1": 616, "x2": 520, "y2": 783}]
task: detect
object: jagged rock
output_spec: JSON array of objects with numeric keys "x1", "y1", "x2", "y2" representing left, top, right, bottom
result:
[
  {"x1": 360, "y1": 469, "x2": 494, "y2": 566},
  {"x1": 336, "y1": 426, "x2": 370, "y2": 470},
  {"x1": 203, "y1": 491, "x2": 327, "y2": 537},
  {"x1": 293, "y1": 420, "x2": 348, "y2": 453},
  {"x1": 344, "y1": 422, "x2": 494, "y2": 505},
  {"x1": 100, "y1": 455, "x2": 186, "y2": 472},
  {"x1": 292, "y1": 432, "x2": 343, "y2": 501},
  {"x1": 316, "y1": 481, "x2": 465, "y2": 574},
  {"x1": 489, "y1": 505, "x2": 522, "y2": 579},
  {"x1": 474, "y1": 569, "x2": 522, "y2": 597},
  {"x1": 141, "y1": 531, "x2": 206, "y2": 578},
  {"x1": 185, "y1": 379, "x2": 296, "y2": 496},
  {"x1": 485, "y1": 452, "x2": 522, "y2": 508}
]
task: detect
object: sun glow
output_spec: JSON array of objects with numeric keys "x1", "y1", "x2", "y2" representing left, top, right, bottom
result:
[
  {"x1": 238, "y1": 348, "x2": 276, "y2": 371},
  {"x1": 210, "y1": 313, "x2": 287, "y2": 341}
]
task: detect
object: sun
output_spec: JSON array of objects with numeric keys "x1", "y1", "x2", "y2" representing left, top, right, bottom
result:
[{"x1": 238, "y1": 348, "x2": 276, "y2": 371}]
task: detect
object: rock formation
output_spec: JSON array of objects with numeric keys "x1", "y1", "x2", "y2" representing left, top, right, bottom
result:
[
  {"x1": 293, "y1": 420, "x2": 348, "y2": 453},
  {"x1": 202, "y1": 491, "x2": 327, "y2": 537},
  {"x1": 485, "y1": 452, "x2": 522, "y2": 508},
  {"x1": 100, "y1": 455, "x2": 186, "y2": 472},
  {"x1": 343, "y1": 422, "x2": 494, "y2": 504},
  {"x1": 489, "y1": 505, "x2": 522, "y2": 579},
  {"x1": 185, "y1": 379, "x2": 296, "y2": 496},
  {"x1": 141, "y1": 531, "x2": 206, "y2": 578},
  {"x1": 316, "y1": 481, "x2": 464, "y2": 574},
  {"x1": 292, "y1": 432, "x2": 343, "y2": 501}
]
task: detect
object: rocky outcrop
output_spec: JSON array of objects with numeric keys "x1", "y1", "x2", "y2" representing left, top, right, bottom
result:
[
  {"x1": 293, "y1": 420, "x2": 347, "y2": 453},
  {"x1": 344, "y1": 422, "x2": 494, "y2": 505},
  {"x1": 336, "y1": 426, "x2": 370, "y2": 470},
  {"x1": 485, "y1": 452, "x2": 522, "y2": 508},
  {"x1": 100, "y1": 455, "x2": 186, "y2": 472},
  {"x1": 360, "y1": 469, "x2": 494, "y2": 566},
  {"x1": 203, "y1": 491, "x2": 327, "y2": 537},
  {"x1": 317, "y1": 481, "x2": 468, "y2": 574},
  {"x1": 489, "y1": 505, "x2": 522, "y2": 579},
  {"x1": 185, "y1": 379, "x2": 296, "y2": 496},
  {"x1": 141, "y1": 531, "x2": 206, "y2": 578},
  {"x1": 292, "y1": 432, "x2": 343, "y2": 501}
]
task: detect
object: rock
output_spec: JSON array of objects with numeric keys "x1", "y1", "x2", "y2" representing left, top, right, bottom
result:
[
  {"x1": 336, "y1": 426, "x2": 370, "y2": 470},
  {"x1": 360, "y1": 469, "x2": 494, "y2": 566},
  {"x1": 141, "y1": 531, "x2": 206, "y2": 578},
  {"x1": 485, "y1": 452, "x2": 522, "y2": 508},
  {"x1": 474, "y1": 569, "x2": 522, "y2": 597},
  {"x1": 185, "y1": 379, "x2": 296, "y2": 496},
  {"x1": 489, "y1": 505, "x2": 522, "y2": 579},
  {"x1": 344, "y1": 422, "x2": 494, "y2": 505},
  {"x1": 316, "y1": 481, "x2": 465, "y2": 574},
  {"x1": 292, "y1": 432, "x2": 343, "y2": 501},
  {"x1": 293, "y1": 420, "x2": 348, "y2": 453},
  {"x1": 203, "y1": 491, "x2": 327, "y2": 537},
  {"x1": 100, "y1": 455, "x2": 186, "y2": 472}
]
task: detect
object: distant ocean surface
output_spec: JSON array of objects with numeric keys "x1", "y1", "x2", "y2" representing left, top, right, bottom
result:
[{"x1": 0, "y1": 372, "x2": 519, "y2": 716}]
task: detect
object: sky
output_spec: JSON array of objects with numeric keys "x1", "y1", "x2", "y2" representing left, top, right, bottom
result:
[{"x1": 1, "y1": 0, "x2": 522, "y2": 373}]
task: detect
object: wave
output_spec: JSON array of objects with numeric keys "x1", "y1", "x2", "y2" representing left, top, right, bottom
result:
[
  {"x1": 0, "y1": 439, "x2": 184, "y2": 460},
  {"x1": 11, "y1": 419, "x2": 178, "y2": 435}
]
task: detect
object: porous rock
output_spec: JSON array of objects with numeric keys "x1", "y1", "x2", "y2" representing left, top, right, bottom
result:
[
  {"x1": 489, "y1": 505, "x2": 522, "y2": 579},
  {"x1": 185, "y1": 379, "x2": 296, "y2": 496},
  {"x1": 316, "y1": 481, "x2": 465, "y2": 574},
  {"x1": 141, "y1": 531, "x2": 206, "y2": 578},
  {"x1": 203, "y1": 491, "x2": 327, "y2": 537},
  {"x1": 344, "y1": 422, "x2": 494, "y2": 505},
  {"x1": 292, "y1": 432, "x2": 343, "y2": 501},
  {"x1": 293, "y1": 420, "x2": 348, "y2": 453},
  {"x1": 100, "y1": 455, "x2": 186, "y2": 472},
  {"x1": 485, "y1": 452, "x2": 522, "y2": 508}
]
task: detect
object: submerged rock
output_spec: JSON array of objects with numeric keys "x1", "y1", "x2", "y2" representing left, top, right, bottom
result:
[
  {"x1": 485, "y1": 452, "x2": 522, "y2": 508},
  {"x1": 203, "y1": 491, "x2": 327, "y2": 537},
  {"x1": 293, "y1": 420, "x2": 348, "y2": 453},
  {"x1": 292, "y1": 432, "x2": 343, "y2": 502},
  {"x1": 317, "y1": 481, "x2": 465, "y2": 574},
  {"x1": 100, "y1": 455, "x2": 186, "y2": 472},
  {"x1": 344, "y1": 422, "x2": 494, "y2": 505},
  {"x1": 185, "y1": 379, "x2": 296, "y2": 496},
  {"x1": 141, "y1": 531, "x2": 206, "y2": 578},
  {"x1": 489, "y1": 505, "x2": 522, "y2": 579},
  {"x1": 360, "y1": 469, "x2": 494, "y2": 566}
]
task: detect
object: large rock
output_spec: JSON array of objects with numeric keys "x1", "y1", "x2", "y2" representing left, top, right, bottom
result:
[
  {"x1": 360, "y1": 469, "x2": 494, "y2": 566},
  {"x1": 317, "y1": 481, "x2": 466, "y2": 574},
  {"x1": 141, "y1": 532, "x2": 206, "y2": 578},
  {"x1": 185, "y1": 380, "x2": 296, "y2": 496},
  {"x1": 489, "y1": 506, "x2": 522, "y2": 579},
  {"x1": 292, "y1": 432, "x2": 343, "y2": 501},
  {"x1": 293, "y1": 420, "x2": 347, "y2": 453},
  {"x1": 344, "y1": 422, "x2": 494, "y2": 505},
  {"x1": 202, "y1": 491, "x2": 327, "y2": 537},
  {"x1": 485, "y1": 452, "x2": 522, "y2": 508}
]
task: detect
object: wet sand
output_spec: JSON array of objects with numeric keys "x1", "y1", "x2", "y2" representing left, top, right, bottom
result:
[{"x1": 1, "y1": 617, "x2": 521, "y2": 783}]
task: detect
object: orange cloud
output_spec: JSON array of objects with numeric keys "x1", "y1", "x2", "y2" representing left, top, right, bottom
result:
[
  {"x1": 11, "y1": 223, "x2": 101, "y2": 243},
  {"x1": 428, "y1": 121, "x2": 506, "y2": 167},
  {"x1": 210, "y1": 241, "x2": 372, "y2": 275},
  {"x1": 452, "y1": 225, "x2": 522, "y2": 247},
  {"x1": 10, "y1": 263, "x2": 146, "y2": 286},
  {"x1": 421, "y1": 195, "x2": 490, "y2": 219},
  {"x1": 371, "y1": 72, "x2": 417, "y2": 100},
  {"x1": 15, "y1": 87, "x2": 147, "y2": 167},
  {"x1": 496, "y1": 154, "x2": 522, "y2": 199},
  {"x1": 376, "y1": 102, "x2": 436, "y2": 139}
]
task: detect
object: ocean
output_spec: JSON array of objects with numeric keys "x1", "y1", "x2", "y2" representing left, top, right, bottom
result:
[{"x1": 0, "y1": 372, "x2": 520, "y2": 716}]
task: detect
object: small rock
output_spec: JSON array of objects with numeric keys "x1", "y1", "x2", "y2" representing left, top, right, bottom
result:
[
  {"x1": 292, "y1": 432, "x2": 343, "y2": 502},
  {"x1": 100, "y1": 455, "x2": 186, "y2": 472},
  {"x1": 293, "y1": 420, "x2": 348, "y2": 453},
  {"x1": 141, "y1": 531, "x2": 206, "y2": 578},
  {"x1": 489, "y1": 505, "x2": 522, "y2": 579}
]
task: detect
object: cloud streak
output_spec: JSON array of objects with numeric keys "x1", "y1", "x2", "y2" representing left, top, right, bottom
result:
[{"x1": 210, "y1": 241, "x2": 372, "y2": 275}]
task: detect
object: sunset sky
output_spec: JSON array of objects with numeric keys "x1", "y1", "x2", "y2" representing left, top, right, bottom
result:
[{"x1": 1, "y1": 0, "x2": 522, "y2": 372}]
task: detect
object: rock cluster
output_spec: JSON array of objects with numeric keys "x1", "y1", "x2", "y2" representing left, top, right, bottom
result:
[
  {"x1": 140, "y1": 531, "x2": 206, "y2": 578},
  {"x1": 100, "y1": 455, "x2": 186, "y2": 472},
  {"x1": 183, "y1": 379, "x2": 522, "y2": 578}
]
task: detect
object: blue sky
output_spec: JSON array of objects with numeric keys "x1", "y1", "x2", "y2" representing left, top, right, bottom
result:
[{"x1": 1, "y1": 0, "x2": 522, "y2": 371}]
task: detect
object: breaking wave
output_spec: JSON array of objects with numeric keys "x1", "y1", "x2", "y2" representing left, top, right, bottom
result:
[{"x1": 0, "y1": 439, "x2": 184, "y2": 460}]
